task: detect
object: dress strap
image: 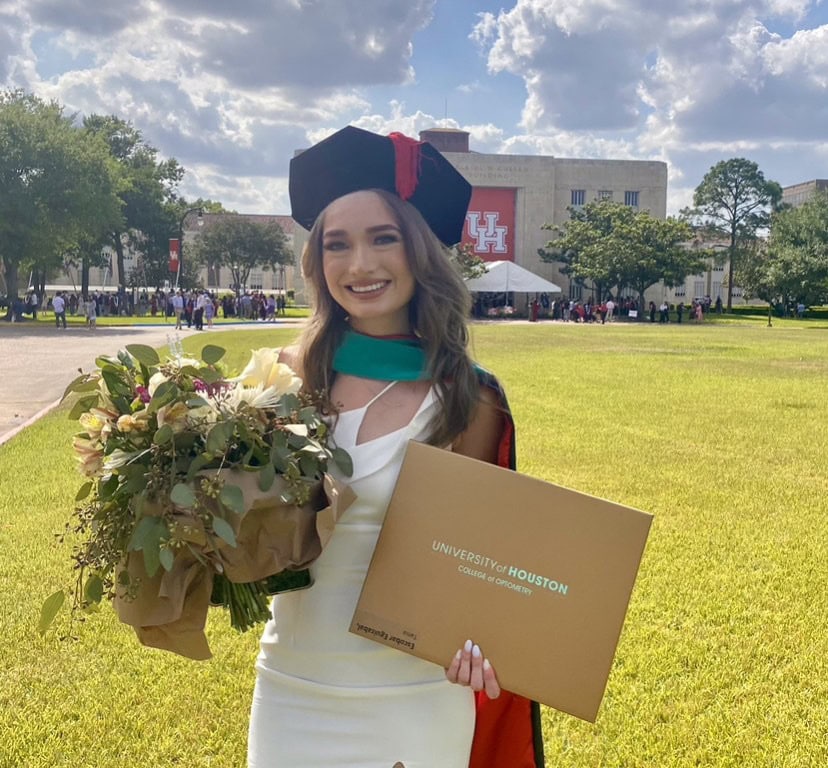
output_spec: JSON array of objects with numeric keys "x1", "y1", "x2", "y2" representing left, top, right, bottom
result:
[{"x1": 362, "y1": 381, "x2": 398, "y2": 409}]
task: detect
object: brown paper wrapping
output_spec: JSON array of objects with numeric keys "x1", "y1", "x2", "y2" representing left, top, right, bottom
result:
[{"x1": 114, "y1": 471, "x2": 355, "y2": 660}]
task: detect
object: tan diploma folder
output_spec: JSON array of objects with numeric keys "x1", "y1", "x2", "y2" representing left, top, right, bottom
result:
[{"x1": 350, "y1": 441, "x2": 653, "y2": 722}]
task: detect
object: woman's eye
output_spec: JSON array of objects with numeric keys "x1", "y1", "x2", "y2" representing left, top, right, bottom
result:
[
  {"x1": 374, "y1": 233, "x2": 400, "y2": 245},
  {"x1": 323, "y1": 240, "x2": 348, "y2": 252}
]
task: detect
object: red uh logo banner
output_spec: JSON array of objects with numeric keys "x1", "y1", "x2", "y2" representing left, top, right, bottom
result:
[
  {"x1": 463, "y1": 187, "x2": 516, "y2": 262},
  {"x1": 169, "y1": 238, "x2": 180, "y2": 273}
]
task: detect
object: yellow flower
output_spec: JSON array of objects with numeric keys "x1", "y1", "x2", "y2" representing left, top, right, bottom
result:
[
  {"x1": 72, "y1": 436, "x2": 104, "y2": 478},
  {"x1": 233, "y1": 348, "x2": 302, "y2": 395},
  {"x1": 157, "y1": 401, "x2": 190, "y2": 434},
  {"x1": 79, "y1": 406, "x2": 118, "y2": 442},
  {"x1": 117, "y1": 413, "x2": 149, "y2": 433}
]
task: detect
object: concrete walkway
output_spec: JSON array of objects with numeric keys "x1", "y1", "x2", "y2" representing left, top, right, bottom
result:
[{"x1": 0, "y1": 321, "x2": 304, "y2": 446}]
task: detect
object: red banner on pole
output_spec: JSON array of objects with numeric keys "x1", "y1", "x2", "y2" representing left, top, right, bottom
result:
[{"x1": 169, "y1": 238, "x2": 180, "y2": 273}]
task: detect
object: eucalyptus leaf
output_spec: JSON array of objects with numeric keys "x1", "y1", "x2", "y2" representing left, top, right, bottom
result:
[
  {"x1": 143, "y1": 541, "x2": 161, "y2": 578},
  {"x1": 68, "y1": 394, "x2": 99, "y2": 421},
  {"x1": 170, "y1": 483, "x2": 196, "y2": 508},
  {"x1": 38, "y1": 590, "x2": 65, "y2": 635},
  {"x1": 201, "y1": 344, "x2": 226, "y2": 365},
  {"x1": 186, "y1": 453, "x2": 213, "y2": 481},
  {"x1": 159, "y1": 547, "x2": 175, "y2": 572},
  {"x1": 219, "y1": 484, "x2": 245, "y2": 516},
  {"x1": 332, "y1": 447, "x2": 354, "y2": 477},
  {"x1": 258, "y1": 462, "x2": 276, "y2": 492},
  {"x1": 186, "y1": 396, "x2": 210, "y2": 408},
  {"x1": 153, "y1": 424, "x2": 174, "y2": 445},
  {"x1": 126, "y1": 344, "x2": 160, "y2": 366},
  {"x1": 75, "y1": 481, "x2": 93, "y2": 502},
  {"x1": 206, "y1": 421, "x2": 233, "y2": 454},
  {"x1": 61, "y1": 373, "x2": 93, "y2": 403},
  {"x1": 211, "y1": 516, "x2": 237, "y2": 547},
  {"x1": 199, "y1": 367, "x2": 222, "y2": 384},
  {"x1": 84, "y1": 574, "x2": 104, "y2": 604}
]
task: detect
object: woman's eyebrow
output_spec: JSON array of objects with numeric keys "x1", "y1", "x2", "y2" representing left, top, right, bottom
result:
[{"x1": 323, "y1": 224, "x2": 401, "y2": 238}]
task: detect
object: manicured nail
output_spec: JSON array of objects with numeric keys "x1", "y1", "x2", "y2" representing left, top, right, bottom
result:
[
  {"x1": 472, "y1": 644, "x2": 481, "y2": 658},
  {"x1": 464, "y1": 639, "x2": 473, "y2": 652},
  {"x1": 483, "y1": 659, "x2": 491, "y2": 671},
  {"x1": 454, "y1": 649, "x2": 461, "y2": 660}
]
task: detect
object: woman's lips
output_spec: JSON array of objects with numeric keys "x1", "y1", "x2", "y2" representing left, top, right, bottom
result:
[{"x1": 347, "y1": 281, "x2": 390, "y2": 295}]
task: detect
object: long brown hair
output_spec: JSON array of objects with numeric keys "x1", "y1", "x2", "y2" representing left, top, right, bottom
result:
[{"x1": 298, "y1": 189, "x2": 480, "y2": 447}]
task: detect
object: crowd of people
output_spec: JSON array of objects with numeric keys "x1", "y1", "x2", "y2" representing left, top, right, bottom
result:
[{"x1": 8, "y1": 287, "x2": 290, "y2": 329}]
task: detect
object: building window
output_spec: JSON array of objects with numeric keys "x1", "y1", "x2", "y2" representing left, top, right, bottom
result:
[
  {"x1": 569, "y1": 282, "x2": 582, "y2": 300},
  {"x1": 598, "y1": 190, "x2": 613, "y2": 201},
  {"x1": 674, "y1": 284, "x2": 686, "y2": 297},
  {"x1": 571, "y1": 189, "x2": 585, "y2": 206},
  {"x1": 694, "y1": 280, "x2": 705, "y2": 298},
  {"x1": 624, "y1": 190, "x2": 639, "y2": 207},
  {"x1": 249, "y1": 272, "x2": 263, "y2": 290},
  {"x1": 207, "y1": 265, "x2": 220, "y2": 288}
]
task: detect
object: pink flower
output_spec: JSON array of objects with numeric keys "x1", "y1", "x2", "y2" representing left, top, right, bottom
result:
[{"x1": 135, "y1": 386, "x2": 151, "y2": 404}]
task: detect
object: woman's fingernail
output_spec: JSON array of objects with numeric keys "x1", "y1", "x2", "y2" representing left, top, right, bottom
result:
[
  {"x1": 464, "y1": 639, "x2": 473, "y2": 653},
  {"x1": 454, "y1": 649, "x2": 462, "y2": 660},
  {"x1": 483, "y1": 659, "x2": 491, "y2": 671},
  {"x1": 472, "y1": 644, "x2": 481, "y2": 658}
]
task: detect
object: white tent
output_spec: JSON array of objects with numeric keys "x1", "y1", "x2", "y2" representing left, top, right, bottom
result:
[{"x1": 464, "y1": 260, "x2": 562, "y2": 294}]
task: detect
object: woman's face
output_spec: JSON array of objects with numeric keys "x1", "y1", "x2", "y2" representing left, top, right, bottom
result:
[{"x1": 321, "y1": 190, "x2": 416, "y2": 336}]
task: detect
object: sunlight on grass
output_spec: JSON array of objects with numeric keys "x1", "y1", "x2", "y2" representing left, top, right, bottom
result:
[{"x1": 2, "y1": 322, "x2": 827, "y2": 766}]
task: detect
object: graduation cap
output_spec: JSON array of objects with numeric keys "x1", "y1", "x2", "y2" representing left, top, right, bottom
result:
[{"x1": 289, "y1": 126, "x2": 472, "y2": 246}]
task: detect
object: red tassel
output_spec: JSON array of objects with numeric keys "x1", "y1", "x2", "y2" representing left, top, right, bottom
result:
[{"x1": 388, "y1": 132, "x2": 423, "y2": 200}]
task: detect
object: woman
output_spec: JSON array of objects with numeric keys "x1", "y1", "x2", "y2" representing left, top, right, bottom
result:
[{"x1": 248, "y1": 127, "x2": 543, "y2": 768}]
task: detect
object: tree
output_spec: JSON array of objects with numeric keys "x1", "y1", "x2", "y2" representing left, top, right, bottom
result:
[
  {"x1": 451, "y1": 243, "x2": 487, "y2": 280},
  {"x1": 687, "y1": 158, "x2": 783, "y2": 311},
  {"x1": 194, "y1": 216, "x2": 292, "y2": 293},
  {"x1": 736, "y1": 193, "x2": 828, "y2": 321},
  {"x1": 540, "y1": 200, "x2": 699, "y2": 312},
  {"x1": 83, "y1": 115, "x2": 184, "y2": 291},
  {"x1": 0, "y1": 90, "x2": 122, "y2": 313}
]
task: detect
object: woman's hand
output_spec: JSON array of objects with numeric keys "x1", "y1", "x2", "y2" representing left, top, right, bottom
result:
[{"x1": 445, "y1": 639, "x2": 501, "y2": 699}]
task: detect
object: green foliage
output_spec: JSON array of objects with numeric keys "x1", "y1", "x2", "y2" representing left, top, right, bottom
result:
[
  {"x1": 686, "y1": 157, "x2": 783, "y2": 310},
  {"x1": 736, "y1": 193, "x2": 828, "y2": 307},
  {"x1": 540, "y1": 200, "x2": 698, "y2": 306},
  {"x1": 450, "y1": 242, "x2": 488, "y2": 279},
  {"x1": 194, "y1": 215, "x2": 292, "y2": 293},
  {"x1": 0, "y1": 89, "x2": 123, "y2": 300}
]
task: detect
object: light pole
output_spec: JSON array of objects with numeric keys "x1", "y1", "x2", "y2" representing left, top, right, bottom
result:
[{"x1": 174, "y1": 208, "x2": 204, "y2": 289}]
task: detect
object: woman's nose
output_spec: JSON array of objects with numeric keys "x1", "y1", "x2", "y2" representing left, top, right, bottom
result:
[{"x1": 348, "y1": 240, "x2": 376, "y2": 272}]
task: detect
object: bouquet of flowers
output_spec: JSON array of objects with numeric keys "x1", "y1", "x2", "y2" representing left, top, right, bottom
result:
[{"x1": 40, "y1": 341, "x2": 353, "y2": 658}]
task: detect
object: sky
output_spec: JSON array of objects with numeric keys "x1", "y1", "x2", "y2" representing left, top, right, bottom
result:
[{"x1": 2, "y1": 0, "x2": 828, "y2": 218}]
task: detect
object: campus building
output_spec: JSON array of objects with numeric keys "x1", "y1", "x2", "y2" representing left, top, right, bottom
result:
[{"x1": 782, "y1": 179, "x2": 828, "y2": 208}]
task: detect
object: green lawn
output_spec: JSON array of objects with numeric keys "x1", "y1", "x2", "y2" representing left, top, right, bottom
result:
[{"x1": 2, "y1": 322, "x2": 827, "y2": 766}]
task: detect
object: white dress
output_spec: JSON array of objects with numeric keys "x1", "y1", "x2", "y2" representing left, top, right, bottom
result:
[{"x1": 248, "y1": 383, "x2": 475, "y2": 768}]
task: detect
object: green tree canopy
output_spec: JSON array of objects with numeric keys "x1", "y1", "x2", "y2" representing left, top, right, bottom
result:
[
  {"x1": 736, "y1": 193, "x2": 828, "y2": 313},
  {"x1": 0, "y1": 90, "x2": 122, "y2": 307},
  {"x1": 686, "y1": 158, "x2": 783, "y2": 311},
  {"x1": 194, "y1": 216, "x2": 292, "y2": 293},
  {"x1": 540, "y1": 200, "x2": 699, "y2": 310},
  {"x1": 83, "y1": 114, "x2": 185, "y2": 292}
]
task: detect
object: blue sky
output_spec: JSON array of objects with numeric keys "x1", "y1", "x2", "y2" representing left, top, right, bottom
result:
[{"x1": 2, "y1": 0, "x2": 828, "y2": 217}]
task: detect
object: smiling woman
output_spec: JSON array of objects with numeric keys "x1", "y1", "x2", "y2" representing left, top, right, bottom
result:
[{"x1": 246, "y1": 125, "x2": 545, "y2": 768}]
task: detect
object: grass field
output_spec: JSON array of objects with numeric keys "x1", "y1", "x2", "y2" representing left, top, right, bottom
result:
[{"x1": 1, "y1": 321, "x2": 827, "y2": 767}]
